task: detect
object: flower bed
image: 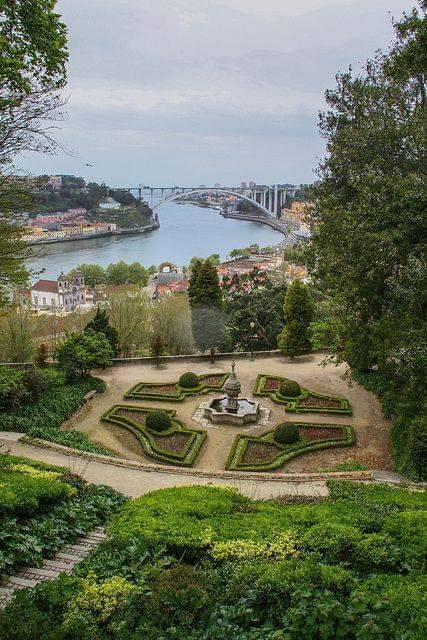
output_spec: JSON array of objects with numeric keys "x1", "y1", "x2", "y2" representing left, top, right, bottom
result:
[
  {"x1": 226, "y1": 422, "x2": 355, "y2": 471},
  {"x1": 253, "y1": 374, "x2": 352, "y2": 414},
  {"x1": 101, "y1": 404, "x2": 206, "y2": 466},
  {"x1": 124, "y1": 372, "x2": 229, "y2": 402}
]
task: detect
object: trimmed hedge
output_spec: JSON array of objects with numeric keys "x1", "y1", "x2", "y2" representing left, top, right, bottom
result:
[
  {"x1": 124, "y1": 372, "x2": 229, "y2": 402},
  {"x1": 274, "y1": 422, "x2": 299, "y2": 444},
  {"x1": 101, "y1": 404, "x2": 206, "y2": 466},
  {"x1": 0, "y1": 376, "x2": 112, "y2": 456},
  {"x1": 178, "y1": 372, "x2": 199, "y2": 388},
  {"x1": 279, "y1": 380, "x2": 301, "y2": 397},
  {"x1": 226, "y1": 423, "x2": 355, "y2": 471},
  {"x1": 253, "y1": 374, "x2": 352, "y2": 414},
  {"x1": 145, "y1": 410, "x2": 172, "y2": 432}
]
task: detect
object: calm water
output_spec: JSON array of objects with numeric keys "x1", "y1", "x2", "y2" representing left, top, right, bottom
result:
[{"x1": 26, "y1": 203, "x2": 284, "y2": 279}]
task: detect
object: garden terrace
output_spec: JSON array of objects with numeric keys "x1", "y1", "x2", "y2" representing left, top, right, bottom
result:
[
  {"x1": 226, "y1": 423, "x2": 355, "y2": 471},
  {"x1": 101, "y1": 404, "x2": 206, "y2": 466},
  {"x1": 124, "y1": 372, "x2": 229, "y2": 402},
  {"x1": 253, "y1": 374, "x2": 352, "y2": 414}
]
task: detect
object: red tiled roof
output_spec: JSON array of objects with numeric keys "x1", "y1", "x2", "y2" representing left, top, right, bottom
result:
[{"x1": 31, "y1": 279, "x2": 58, "y2": 293}]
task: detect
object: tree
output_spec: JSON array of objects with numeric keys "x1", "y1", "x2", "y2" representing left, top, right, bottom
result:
[
  {"x1": 35, "y1": 343, "x2": 49, "y2": 368},
  {"x1": 107, "y1": 287, "x2": 150, "y2": 357},
  {"x1": 0, "y1": 1, "x2": 68, "y2": 307},
  {"x1": 106, "y1": 261, "x2": 149, "y2": 286},
  {"x1": 0, "y1": 366, "x2": 26, "y2": 410},
  {"x1": 85, "y1": 307, "x2": 119, "y2": 356},
  {"x1": 150, "y1": 295, "x2": 194, "y2": 355},
  {"x1": 278, "y1": 280, "x2": 314, "y2": 357},
  {"x1": 56, "y1": 330, "x2": 113, "y2": 379},
  {"x1": 150, "y1": 333, "x2": 164, "y2": 368},
  {"x1": 223, "y1": 272, "x2": 287, "y2": 351},
  {"x1": 188, "y1": 259, "x2": 224, "y2": 352},
  {"x1": 69, "y1": 264, "x2": 106, "y2": 288},
  {"x1": 0, "y1": 303, "x2": 36, "y2": 362}
]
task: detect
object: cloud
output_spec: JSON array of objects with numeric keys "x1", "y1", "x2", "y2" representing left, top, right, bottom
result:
[{"x1": 22, "y1": 0, "x2": 410, "y2": 184}]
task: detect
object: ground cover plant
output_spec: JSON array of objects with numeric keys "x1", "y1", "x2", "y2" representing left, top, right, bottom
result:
[
  {"x1": 0, "y1": 370, "x2": 112, "y2": 455},
  {"x1": 1, "y1": 482, "x2": 424, "y2": 639},
  {"x1": 253, "y1": 373, "x2": 352, "y2": 414},
  {"x1": 226, "y1": 422, "x2": 355, "y2": 471},
  {"x1": 0, "y1": 454, "x2": 125, "y2": 578},
  {"x1": 101, "y1": 404, "x2": 206, "y2": 466},
  {"x1": 124, "y1": 372, "x2": 229, "y2": 402}
]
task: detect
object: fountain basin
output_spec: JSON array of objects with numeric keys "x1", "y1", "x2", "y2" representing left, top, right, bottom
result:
[{"x1": 204, "y1": 397, "x2": 260, "y2": 425}]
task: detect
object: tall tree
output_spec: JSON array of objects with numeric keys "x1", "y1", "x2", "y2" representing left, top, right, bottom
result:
[
  {"x1": 85, "y1": 307, "x2": 119, "y2": 356},
  {"x1": 188, "y1": 259, "x2": 224, "y2": 352},
  {"x1": 0, "y1": 0, "x2": 68, "y2": 306},
  {"x1": 278, "y1": 279, "x2": 314, "y2": 358}
]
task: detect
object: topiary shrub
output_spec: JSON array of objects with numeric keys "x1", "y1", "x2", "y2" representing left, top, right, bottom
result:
[
  {"x1": 279, "y1": 380, "x2": 301, "y2": 397},
  {"x1": 145, "y1": 410, "x2": 172, "y2": 433},
  {"x1": 179, "y1": 372, "x2": 199, "y2": 389},
  {"x1": 274, "y1": 422, "x2": 299, "y2": 445}
]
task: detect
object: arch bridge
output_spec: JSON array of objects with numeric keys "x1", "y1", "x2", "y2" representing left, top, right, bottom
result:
[{"x1": 119, "y1": 184, "x2": 296, "y2": 219}]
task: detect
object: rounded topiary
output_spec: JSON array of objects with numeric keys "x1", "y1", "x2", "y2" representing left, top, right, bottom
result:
[
  {"x1": 179, "y1": 372, "x2": 199, "y2": 389},
  {"x1": 145, "y1": 410, "x2": 172, "y2": 432},
  {"x1": 279, "y1": 380, "x2": 301, "y2": 397},
  {"x1": 274, "y1": 422, "x2": 299, "y2": 445}
]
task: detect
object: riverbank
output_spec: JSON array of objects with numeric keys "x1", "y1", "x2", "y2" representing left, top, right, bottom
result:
[{"x1": 26, "y1": 220, "x2": 159, "y2": 246}]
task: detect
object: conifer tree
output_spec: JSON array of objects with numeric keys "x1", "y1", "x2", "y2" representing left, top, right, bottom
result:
[
  {"x1": 278, "y1": 279, "x2": 314, "y2": 357},
  {"x1": 85, "y1": 307, "x2": 119, "y2": 356},
  {"x1": 188, "y1": 259, "x2": 224, "y2": 352}
]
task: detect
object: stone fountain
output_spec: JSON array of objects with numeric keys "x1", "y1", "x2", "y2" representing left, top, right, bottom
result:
[{"x1": 203, "y1": 361, "x2": 259, "y2": 425}]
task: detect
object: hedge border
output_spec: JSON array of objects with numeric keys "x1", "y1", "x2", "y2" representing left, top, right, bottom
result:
[
  {"x1": 101, "y1": 404, "x2": 206, "y2": 467},
  {"x1": 124, "y1": 372, "x2": 229, "y2": 402},
  {"x1": 253, "y1": 374, "x2": 352, "y2": 415},
  {"x1": 226, "y1": 422, "x2": 355, "y2": 471}
]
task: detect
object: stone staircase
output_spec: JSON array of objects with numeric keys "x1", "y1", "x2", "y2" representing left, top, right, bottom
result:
[{"x1": 0, "y1": 527, "x2": 107, "y2": 609}]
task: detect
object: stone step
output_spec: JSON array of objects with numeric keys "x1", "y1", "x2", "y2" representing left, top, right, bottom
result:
[
  {"x1": 20, "y1": 567, "x2": 64, "y2": 580},
  {"x1": 0, "y1": 587, "x2": 15, "y2": 597},
  {"x1": 43, "y1": 559, "x2": 74, "y2": 571},
  {"x1": 6, "y1": 576, "x2": 38, "y2": 589},
  {"x1": 53, "y1": 552, "x2": 84, "y2": 562},
  {"x1": 62, "y1": 544, "x2": 92, "y2": 554}
]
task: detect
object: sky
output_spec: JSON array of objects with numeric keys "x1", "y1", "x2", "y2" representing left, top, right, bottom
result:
[{"x1": 22, "y1": 0, "x2": 411, "y2": 187}]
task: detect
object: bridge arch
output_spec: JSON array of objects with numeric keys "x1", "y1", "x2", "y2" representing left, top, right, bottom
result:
[{"x1": 152, "y1": 188, "x2": 272, "y2": 217}]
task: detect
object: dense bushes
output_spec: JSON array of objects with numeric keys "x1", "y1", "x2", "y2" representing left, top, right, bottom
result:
[
  {"x1": 145, "y1": 410, "x2": 172, "y2": 433},
  {"x1": 274, "y1": 422, "x2": 299, "y2": 444},
  {"x1": 0, "y1": 455, "x2": 125, "y2": 577},
  {"x1": 0, "y1": 367, "x2": 27, "y2": 410},
  {"x1": 178, "y1": 372, "x2": 199, "y2": 388},
  {"x1": 352, "y1": 370, "x2": 426, "y2": 480},
  {"x1": 279, "y1": 379, "x2": 301, "y2": 397},
  {"x1": 0, "y1": 482, "x2": 424, "y2": 639},
  {"x1": 0, "y1": 375, "x2": 110, "y2": 455}
]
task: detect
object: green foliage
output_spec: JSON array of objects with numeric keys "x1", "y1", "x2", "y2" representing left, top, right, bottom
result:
[
  {"x1": 21, "y1": 367, "x2": 50, "y2": 402},
  {"x1": 0, "y1": 366, "x2": 26, "y2": 409},
  {"x1": 0, "y1": 376, "x2": 110, "y2": 454},
  {"x1": 34, "y1": 343, "x2": 49, "y2": 368},
  {"x1": 124, "y1": 373, "x2": 229, "y2": 402},
  {"x1": 85, "y1": 308, "x2": 119, "y2": 357},
  {"x1": 189, "y1": 259, "x2": 224, "y2": 352},
  {"x1": 149, "y1": 332, "x2": 164, "y2": 367},
  {"x1": 0, "y1": 481, "x2": 425, "y2": 638},
  {"x1": 306, "y1": 4, "x2": 426, "y2": 477},
  {"x1": 278, "y1": 280, "x2": 314, "y2": 357},
  {"x1": 223, "y1": 271, "x2": 287, "y2": 351},
  {"x1": 56, "y1": 330, "x2": 113, "y2": 379},
  {"x1": 105, "y1": 261, "x2": 149, "y2": 286},
  {"x1": 178, "y1": 372, "x2": 199, "y2": 388},
  {"x1": 145, "y1": 410, "x2": 172, "y2": 433},
  {"x1": 279, "y1": 380, "x2": 301, "y2": 397},
  {"x1": 68, "y1": 263, "x2": 106, "y2": 287},
  {"x1": 274, "y1": 422, "x2": 299, "y2": 444},
  {"x1": 0, "y1": 466, "x2": 72, "y2": 515}
]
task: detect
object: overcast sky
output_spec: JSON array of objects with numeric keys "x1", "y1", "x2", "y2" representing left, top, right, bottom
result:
[{"x1": 22, "y1": 0, "x2": 410, "y2": 187}]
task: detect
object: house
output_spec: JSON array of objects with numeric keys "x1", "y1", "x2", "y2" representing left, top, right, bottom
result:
[
  {"x1": 31, "y1": 271, "x2": 86, "y2": 313},
  {"x1": 150, "y1": 264, "x2": 187, "y2": 299}
]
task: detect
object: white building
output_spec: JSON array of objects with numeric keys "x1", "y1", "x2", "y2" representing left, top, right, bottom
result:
[
  {"x1": 31, "y1": 271, "x2": 85, "y2": 313},
  {"x1": 48, "y1": 175, "x2": 62, "y2": 189}
]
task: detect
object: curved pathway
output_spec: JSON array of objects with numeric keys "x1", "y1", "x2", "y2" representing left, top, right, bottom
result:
[{"x1": 1, "y1": 434, "x2": 329, "y2": 499}]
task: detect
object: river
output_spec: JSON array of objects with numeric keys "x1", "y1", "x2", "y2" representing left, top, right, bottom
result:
[{"x1": 26, "y1": 202, "x2": 284, "y2": 279}]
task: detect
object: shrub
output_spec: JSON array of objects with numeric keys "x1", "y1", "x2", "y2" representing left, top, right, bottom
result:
[
  {"x1": 279, "y1": 380, "x2": 301, "y2": 397},
  {"x1": 0, "y1": 366, "x2": 26, "y2": 410},
  {"x1": 145, "y1": 410, "x2": 172, "y2": 432},
  {"x1": 43, "y1": 368, "x2": 66, "y2": 388},
  {"x1": 274, "y1": 422, "x2": 299, "y2": 444},
  {"x1": 178, "y1": 372, "x2": 199, "y2": 388},
  {"x1": 22, "y1": 367, "x2": 50, "y2": 402}
]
